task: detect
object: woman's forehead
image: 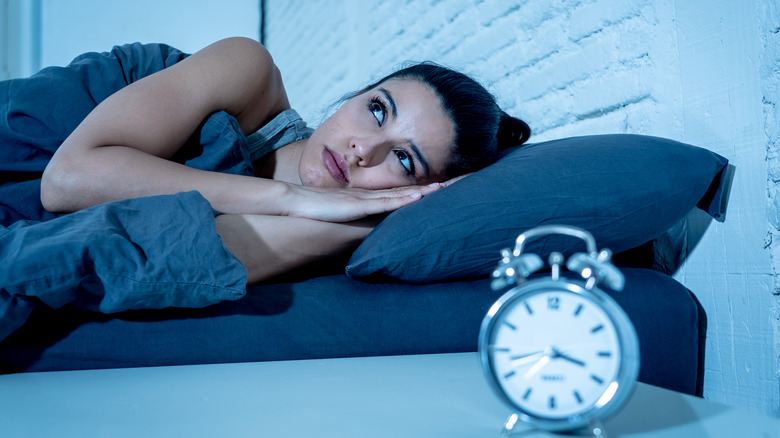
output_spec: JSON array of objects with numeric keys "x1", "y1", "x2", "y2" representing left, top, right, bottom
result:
[
  {"x1": 374, "y1": 79, "x2": 454, "y2": 137},
  {"x1": 377, "y1": 79, "x2": 456, "y2": 177}
]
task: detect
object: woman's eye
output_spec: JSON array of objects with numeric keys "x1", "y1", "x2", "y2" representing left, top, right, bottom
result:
[
  {"x1": 395, "y1": 150, "x2": 415, "y2": 176},
  {"x1": 368, "y1": 99, "x2": 386, "y2": 126}
]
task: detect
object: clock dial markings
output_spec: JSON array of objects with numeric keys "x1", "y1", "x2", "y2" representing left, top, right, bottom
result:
[
  {"x1": 524, "y1": 301, "x2": 534, "y2": 315},
  {"x1": 522, "y1": 388, "x2": 532, "y2": 400},
  {"x1": 573, "y1": 390, "x2": 584, "y2": 404},
  {"x1": 597, "y1": 351, "x2": 612, "y2": 358},
  {"x1": 590, "y1": 324, "x2": 605, "y2": 334},
  {"x1": 573, "y1": 303, "x2": 584, "y2": 317},
  {"x1": 548, "y1": 396, "x2": 557, "y2": 410},
  {"x1": 504, "y1": 370, "x2": 517, "y2": 379},
  {"x1": 590, "y1": 374, "x2": 605, "y2": 385},
  {"x1": 503, "y1": 321, "x2": 517, "y2": 331},
  {"x1": 491, "y1": 346, "x2": 511, "y2": 353}
]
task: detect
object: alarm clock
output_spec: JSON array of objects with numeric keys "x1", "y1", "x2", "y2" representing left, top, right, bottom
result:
[{"x1": 478, "y1": 225, "x2": 640, "y2": 435}]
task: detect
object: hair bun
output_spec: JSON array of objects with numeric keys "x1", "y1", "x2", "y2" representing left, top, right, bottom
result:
[{"x1": 497, "y1": 112, "x2": 531, "y2": 149}]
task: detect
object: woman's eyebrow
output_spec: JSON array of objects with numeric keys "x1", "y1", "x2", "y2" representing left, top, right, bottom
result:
[
  {"x1": 378, "y1": 87, "x2": 397, "y2": 118},
  {"x1": 408, "y1": 141, "x2": 431, "y2": 179},
  {"x1": 379, "y1": 86, "x2": 430, "y2": 178}
]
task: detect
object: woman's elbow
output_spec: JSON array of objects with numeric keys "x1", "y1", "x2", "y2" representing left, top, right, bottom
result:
[{"x1": 40, "y1": 157, "x2": 80, "y2": 213}]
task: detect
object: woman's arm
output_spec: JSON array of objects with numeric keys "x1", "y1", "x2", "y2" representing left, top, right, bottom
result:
[
  {"x1": 215, "y1": 213, "x2": 376, "y2": 284},
  {"x1": 41, "y1": 37, "x2": 292, "y2": 215},
  {"x1": 41, "y1": 37, "x2": 438, "y2": 221},
  {"x1": 218, "y1": 175, "x2": 469, "y2": 284}
]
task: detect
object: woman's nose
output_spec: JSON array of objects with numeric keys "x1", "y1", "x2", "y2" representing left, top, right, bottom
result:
[{"x1": 349, "y1": 137, "x2": 390, "y2": 166}]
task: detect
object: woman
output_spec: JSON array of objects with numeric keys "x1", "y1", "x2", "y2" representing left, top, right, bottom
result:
[{"x1": 0, "y1": 38, "x2": 529, "y2": 335}]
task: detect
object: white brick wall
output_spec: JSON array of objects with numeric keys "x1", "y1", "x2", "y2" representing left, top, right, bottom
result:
[
  {"x1": 265, "y1": 0, "x2": 779, "y2": 416},
  {"x1": 266, "y1": 0, "x2": 682, "y2": 139},
  {"x1": 759, "y1": 0, "x2": 780, "y2": 418}
]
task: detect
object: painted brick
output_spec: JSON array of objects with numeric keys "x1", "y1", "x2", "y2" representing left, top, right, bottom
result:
[
  {"x1": 568, "y1": 0, "x2": 648, "y2": 41},
  {"x1": 515, "y1": 16, "x2": 653, "y2": 101}
]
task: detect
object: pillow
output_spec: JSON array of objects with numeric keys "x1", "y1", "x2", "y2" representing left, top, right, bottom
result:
[{"x1": 346, "y1": 134, "x2": 729, "y2": 283}]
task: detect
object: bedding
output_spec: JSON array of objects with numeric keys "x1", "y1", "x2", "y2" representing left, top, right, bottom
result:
[
  {"x1": 0, "y1": 42, "x2": 241, "y2": 226},
  {"x1": 0, "y1": 191, "x2": 247, "y2": 341},
  {"x1": 0, "y1": 267, "x2": 704, "y2": 396},
  {"x1": 0, "y1": 42, "x2": 294, "y2": 342}
]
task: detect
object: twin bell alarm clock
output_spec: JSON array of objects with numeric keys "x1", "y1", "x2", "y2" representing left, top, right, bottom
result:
[{"x1": 478, "y1": 225, "x2": 640, "y2": 436}]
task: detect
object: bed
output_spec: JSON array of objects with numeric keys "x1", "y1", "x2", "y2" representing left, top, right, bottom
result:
[{"x1": 0, "y1": 44, "x2": 729, "y2": 397}]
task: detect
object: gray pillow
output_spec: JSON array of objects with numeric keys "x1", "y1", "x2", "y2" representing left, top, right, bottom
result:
[{"x1": 346, "y1": 135, "x2": 729, "y2": 283}]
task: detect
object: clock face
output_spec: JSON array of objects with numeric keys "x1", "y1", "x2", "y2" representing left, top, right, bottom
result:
[{"x1": 483, "y1": 285, "x2": 625, "y2": 422}]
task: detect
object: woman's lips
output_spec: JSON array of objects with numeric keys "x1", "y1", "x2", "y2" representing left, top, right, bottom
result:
[{"x1": 322, "y1": 146, "x2": 350, "y2": 185}]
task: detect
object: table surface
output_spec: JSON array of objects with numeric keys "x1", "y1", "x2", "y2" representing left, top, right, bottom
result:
[{"x1": 1, "y1": 353, "x2": 778, "y2": 438}]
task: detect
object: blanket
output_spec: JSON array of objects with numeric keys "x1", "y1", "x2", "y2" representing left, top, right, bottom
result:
[
  {"x1": 0, "y1": 42, "x2": 256, "y2": 226},
  {"x1": 0, "y1": 191, "x2": 247, "y2": 341}
]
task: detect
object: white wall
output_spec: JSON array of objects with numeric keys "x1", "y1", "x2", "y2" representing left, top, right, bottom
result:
[
  {"x1": 1, "y1": 0, "x2": 41, "y2": 79},
  {"x1": 265, "y1": 0, "x2": 779, "y2": 417},
  {"x1": 1, "y1": 0, "x2": 259, "y2": 79}
]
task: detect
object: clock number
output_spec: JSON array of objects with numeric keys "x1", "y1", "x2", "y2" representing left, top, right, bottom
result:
[{"x1": 547, "y1": 296, "x2": 560, "y2": 310}]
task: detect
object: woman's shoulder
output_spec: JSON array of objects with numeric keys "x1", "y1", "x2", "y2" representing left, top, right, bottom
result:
[
  {"x1": 178, "y1": 38, "x2": 291, "y2": 132},
  {"x1": 199, "y1": 37, "x2": 278, "y2": 77},
  {"x1": 209, "y1": 37, "x2": 274, "y2": 62}
]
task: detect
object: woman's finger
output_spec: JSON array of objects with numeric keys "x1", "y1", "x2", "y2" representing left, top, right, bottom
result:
[
  {"x1": 441, "y1": 173, "x2": 472, "y2": 187},
  {"x1": 286, "y1": 183, "x2": 444, "y2": 222}
]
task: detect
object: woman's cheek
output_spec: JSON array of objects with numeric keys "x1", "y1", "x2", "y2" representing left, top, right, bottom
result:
[
  {"x1": 298, "y1": 156, "x2": 328, "y2": 187},
  {"x1": 353, "y1": 171, "x2": 409, "y2": 190}
]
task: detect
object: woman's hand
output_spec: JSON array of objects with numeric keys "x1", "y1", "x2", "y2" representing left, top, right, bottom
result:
[
  {"x1": 281, "y1": 182, "x2": 445, "y2": 223},
  {"x1": 280, "y1": 173, "x2": 471, "y2": 223}
]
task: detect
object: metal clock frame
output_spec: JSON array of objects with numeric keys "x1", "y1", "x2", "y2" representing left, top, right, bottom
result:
[{"x1": 477, "y1": 225, "x2": 641, "y2": 434}]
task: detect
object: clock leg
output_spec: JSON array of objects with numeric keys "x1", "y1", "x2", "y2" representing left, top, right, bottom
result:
[
  {"x1": 500, "y1": 413, "x2": 546, "y2": 437},
  {"x1": 561, "y1": 420, "x2": 610, "y2": 437},
  {"x1": 500, "y1": 414, "x2": 610, "y2": 437}
]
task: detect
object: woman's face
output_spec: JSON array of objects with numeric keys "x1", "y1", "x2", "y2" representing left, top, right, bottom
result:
[{"x1": 298, "y1": 78, "x2": 456, "y2": 189}]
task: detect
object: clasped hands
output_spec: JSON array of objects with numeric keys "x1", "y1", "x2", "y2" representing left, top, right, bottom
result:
[{"x1": 283, "y1": 174, "x2": 468, "y2": 223}]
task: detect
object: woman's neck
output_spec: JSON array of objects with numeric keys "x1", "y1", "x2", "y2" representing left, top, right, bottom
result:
[{"x1": 254, "y1": 138, "x2": 305, "y2": 185}]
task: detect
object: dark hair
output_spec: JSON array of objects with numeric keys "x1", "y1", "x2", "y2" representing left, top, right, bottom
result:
[{"x1": 357, "y1": 62, "x2": 531, "y2": 177}]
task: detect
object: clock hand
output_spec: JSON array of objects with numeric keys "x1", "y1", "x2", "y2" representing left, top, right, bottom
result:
[
  {"x1": 509, "y1": 350, "x2": 546, "y2": 360},
  {"x1": 523, "y1": 355, "x2": 551, "y2": 379},
  {"x1": 551, "y1": 348, "x2": 586, "y2": 367},
  {"x1": 508, "y1": 350, "x2": 548, "y2": 367}
]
